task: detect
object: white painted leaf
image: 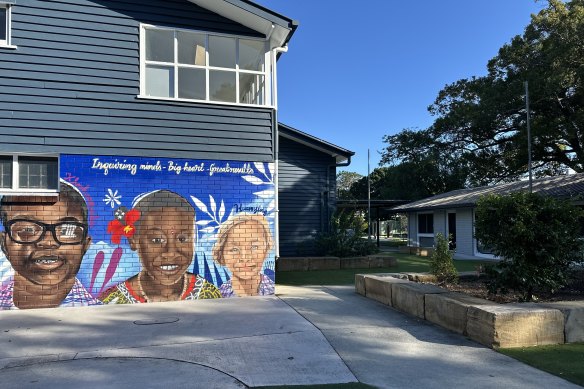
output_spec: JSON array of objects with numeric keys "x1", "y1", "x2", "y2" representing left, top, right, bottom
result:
[
  {"x1": 196, "y1": 220, "x2": 212, "y2": 226},
  {"x1": 254, "y1": 189, "x2": 274, "y2": 199},
  {"x1": 268, "y1": 162, "x2": 275, "y2": 177},
  {"x1": 191, "y1": 196, "x2": 208, "y2": 214},
  {"x1": 242, "y1": 175, "x2": 265, "y2": 185},
  {"x1": 201, "y1": 226, "x2": 217, "y2": 234},
  {"x1": 267, "y1": 199, "x2": 275, "y2": 212},
  {"x1": 209, "y1": 194, "x2": 217, "y2": 216},
  {"x1": 219, "y1": 200, "x2": 225, "y2": 221},
  {"x1": 254, "y1": 162, "x2": 266, "y2": 175}
]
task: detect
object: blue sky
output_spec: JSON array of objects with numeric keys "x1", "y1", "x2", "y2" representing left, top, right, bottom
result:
[{"x1": 258, "y1": 0, "x2": 547, "y2": 176}]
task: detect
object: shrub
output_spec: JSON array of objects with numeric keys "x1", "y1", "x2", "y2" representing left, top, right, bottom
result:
[
  {"x1": 475, "y1": 192, "x2": 584, "y2": 301},
  {"x1": 429, "y1": 233, "x2": 458, "y2": 284},
  {"x1": 314, "y1": 210, "x2": 378, "y2": 258}
]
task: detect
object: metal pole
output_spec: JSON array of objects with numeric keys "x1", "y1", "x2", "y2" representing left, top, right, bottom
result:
[
  {"x1": 376, "y1": 207, "x2": 380, "y2": 248},
  {"x1": 368, "y1": 148, "x2": 371, "y2": 241},
  {"x1": 525, "y1": 81, "x2": 533, "y2": 193}
]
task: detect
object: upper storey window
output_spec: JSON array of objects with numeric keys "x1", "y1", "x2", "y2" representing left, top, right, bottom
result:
[
  {"x1": 0, "y1": 8, "x2": 6, "y2": 42},
  {"x1": 0, "y1": 3, "x2": 10, "y2": 47},
  {"x1": 141, "y1": 25, "x2": 271, "y2": 107}
]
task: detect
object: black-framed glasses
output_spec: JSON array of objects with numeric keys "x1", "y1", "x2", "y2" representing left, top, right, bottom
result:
[{"x1": 5, "y1": 219, "x2": 88, "y2": 245}]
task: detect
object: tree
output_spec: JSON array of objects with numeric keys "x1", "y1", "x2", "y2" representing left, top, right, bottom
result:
[
  {"x1": 348, "y1": 163, "x2": 467, "y2": 201},
  {"x1": 475, "y1": 192, "x2": 583, "y2": 301},
  {"x1": 429, "y1": 233, "x2": 458, "y2": 284},
  {"x1": 336, "y1": 171, "x2": 363, "y2": 200},
  {"x1": 382, "y1": 0, "x2": 584, "y2": 184},
  {"x1": 314, "y1": 210, "x2": 378, "y2": 257}
]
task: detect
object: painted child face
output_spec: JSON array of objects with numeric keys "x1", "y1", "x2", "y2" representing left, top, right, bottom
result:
[
  {"x1": 131, "y1": 207, "x2": 194, "y2": 285},
  {"x1": 0, "y1": 196, "x2": 90, "y2": 287},
  {"x1": 222, "y1": 220, "x2": 268, "y2": 281}
]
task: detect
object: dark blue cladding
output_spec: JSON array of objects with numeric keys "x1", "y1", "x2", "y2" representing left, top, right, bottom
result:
[
  {"x1": 0, "y1": 0, "x2": 274, "y2": 162},
  {"x1": 278, "y1": 136, "x2": 338, "y2": 256}
]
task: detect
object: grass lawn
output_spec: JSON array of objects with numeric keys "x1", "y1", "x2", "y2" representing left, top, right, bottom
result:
[
  {"x1": 276, "y1": 252, "x2": 488, "y2": 286},
  {"x1": 499, "y1": 343, "x2": 584, "y2": 386}
]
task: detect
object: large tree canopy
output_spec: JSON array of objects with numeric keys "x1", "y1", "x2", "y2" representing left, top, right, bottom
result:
[
  {"x1": 336, "y1": 171, "x2": 363, "y2": 200},
  {"x1": 382, "y1": 0, "x2": 584, "y2": 184},
  {"x1": 347, "y1": 163, "x2": 467, "y2": 201}
]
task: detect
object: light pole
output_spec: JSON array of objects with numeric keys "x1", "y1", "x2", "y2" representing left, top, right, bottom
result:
[
  {"x1": 525, "y1": 81, "x2": 533, "y2": 193},
  {"x1": 367, "y1": 148, "x2": 371, "y2": 241}
]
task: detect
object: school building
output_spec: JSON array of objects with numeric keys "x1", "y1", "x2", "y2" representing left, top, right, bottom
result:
[{"x1": 0, "y1": 0, "x2": 353, "y2": 309}]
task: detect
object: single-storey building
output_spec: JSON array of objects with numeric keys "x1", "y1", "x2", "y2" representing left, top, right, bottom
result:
[
  {"x1": 393, "y1": 173, "x2": 584, "y2": 259},
  {"x1": 0, "y1": 0, "x2": 351, "y2": 309}
]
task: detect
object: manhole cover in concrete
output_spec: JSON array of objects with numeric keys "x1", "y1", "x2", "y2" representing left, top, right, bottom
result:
[{"x1": 133, "y1": 317, "x2": 179, "y2": 325}]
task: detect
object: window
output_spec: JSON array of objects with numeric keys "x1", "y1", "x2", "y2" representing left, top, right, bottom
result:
[
  {"x1": 417, "y1": 213, "x2": 434, "y2": 247},
  {"x1": 476, "y1": 240, "x2": 495, "y2": 255},
  {"x1": 0, "y1": 156, "x2": 12, "y2": 189},
  {"x1": 418, "y1": 213, "x2": 434, "y2": 234},
  {"x1": 141, "y1": 25, "x2": 270, "y2": 106},
  {"x1": 0, "y1": 155, "x2": 59, "y2": 193},
  {"x1": 0, "y1": 7, "x2": 6, "y2": 43},
  {"x1": 0, "y1": 2, "x2": 14, "y2": 48},
  {"x1": 473, "y1": 210, "x2": 497, "y2": 257}
]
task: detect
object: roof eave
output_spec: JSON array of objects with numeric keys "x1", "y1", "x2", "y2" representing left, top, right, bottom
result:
[
  {"x1": 187, "y1": 0, "x2": 297, "y2": 49},
  {"x1": 279, "y1": 123, "x2": 355, "y2": 164},
  {"x1": 392, "y1": 204, "x2": 476, "y2": 213}
]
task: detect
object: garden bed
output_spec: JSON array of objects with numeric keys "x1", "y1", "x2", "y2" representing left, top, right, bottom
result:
[
  {"x1": 427, "y1": 271, "x2": 584, "y2": 304},
  {"x1": 355, "y1": 272, "x2": 584, "y2": 348}
]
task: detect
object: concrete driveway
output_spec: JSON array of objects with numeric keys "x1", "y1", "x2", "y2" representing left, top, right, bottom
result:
[{"x1": 0, "y1": 284, "x2": 580, "y2": 388}]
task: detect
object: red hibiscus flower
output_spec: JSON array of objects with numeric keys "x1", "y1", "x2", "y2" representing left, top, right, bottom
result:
[{"x1": 107, "y1": 209, "x2": 141, "y2": 245}]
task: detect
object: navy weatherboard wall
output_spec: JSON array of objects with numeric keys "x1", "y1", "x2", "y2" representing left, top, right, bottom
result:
[
  {"x1": 278, "y1": 125, "x2": 354, "y2": 256},
  {"x1": 0, "y1": 0, "x2": 296, "y2": 310},
  {"x1": 0, "y1": 0, "x2": 277, "y2": 161}
]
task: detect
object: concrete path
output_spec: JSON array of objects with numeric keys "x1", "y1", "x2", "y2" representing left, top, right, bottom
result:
[
  {"x1": 0, "y1": 285, "x2": 580, "y2": 388},
  {"x1": 0, "y1": 297, "x2": 355, "y2": 388},
  {"x1": 277, "y1": 285, "x2": 581, "y2": 389}
]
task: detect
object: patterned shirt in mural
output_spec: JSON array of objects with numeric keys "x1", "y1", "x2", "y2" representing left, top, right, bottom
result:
[
  {"x1": 0, "y1": 278, "x2": 102, "y2": 310},
  {"x1": 219, "y1": 273, "x2": 275, "y2": 298},
  {"x1": 99, "y1": 273, "x2": 222, "y2": 304}
]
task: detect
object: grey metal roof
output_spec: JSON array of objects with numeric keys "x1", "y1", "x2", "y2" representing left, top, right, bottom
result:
[
  {"x1": 393, "y1": 173, "x2": 584, "y2": 212},
  {"x1": 279, "y1": 123, "x2": 355, "y2": 164}
]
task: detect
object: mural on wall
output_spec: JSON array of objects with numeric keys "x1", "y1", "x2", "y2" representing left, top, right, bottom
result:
[
  {"x1": 0, "y1": 183, "x2": 100, "y2": 309},
  {"x1": 0, "y1": 154, "x2": 276, "y2": 310}
]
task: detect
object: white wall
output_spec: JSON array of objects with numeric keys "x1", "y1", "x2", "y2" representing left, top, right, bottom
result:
[
  {"x1": 456, "y1": 208, "x2": 475, "y2": 257},
  {"x1": 434, "y1": 210, "x2": 447, "y2": 238},
  {"x1": 408, "y1": 213, "x2": 418, "y2": 247}
]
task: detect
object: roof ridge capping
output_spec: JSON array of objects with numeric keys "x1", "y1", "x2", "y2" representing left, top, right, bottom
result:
[{"x1": 187, "y1": 0, "x2": 298, "y2": 49}]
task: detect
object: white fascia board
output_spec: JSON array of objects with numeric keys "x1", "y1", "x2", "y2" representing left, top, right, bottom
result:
[{"x1": 187, "y1": 0, "x2": 291, "y2": 49}]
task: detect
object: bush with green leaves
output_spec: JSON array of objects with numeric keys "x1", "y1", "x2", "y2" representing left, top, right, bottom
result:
[
  {"x1": 475, "y1": 192, "x2": 584, "y2": 301},
  {"x1": 429, "y1": 233, "x2": 458, "y2": 284},
  {"x1": 314, "y1": 210, "x2": 378, "y2": 258}
]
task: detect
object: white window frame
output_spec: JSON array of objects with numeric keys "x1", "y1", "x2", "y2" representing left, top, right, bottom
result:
[
  {"x1": 138, "y1": 24, "x2": 273, "y2": 108},
  {"x1": 417, "y1": 212, "x2": 435, "y2": 247},
  {"x1": 472, "y1": 208, "x2": 498, "y2": 259},
  {"x1": 0, "y1": 154, "x2": 60, "y2": 196},
  {"x1": 0, "y1": 2, "x2": 16, "y2": 49}
]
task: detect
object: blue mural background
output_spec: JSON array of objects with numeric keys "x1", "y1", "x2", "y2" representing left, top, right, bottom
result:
[{"x1": 0, "y1": 154, "x2": 276, "y2": 297}]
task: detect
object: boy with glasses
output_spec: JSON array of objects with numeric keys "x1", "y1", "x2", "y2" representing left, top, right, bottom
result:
[{"x1": 0, "y1": 182, "x2": 100, "y2": 309}]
